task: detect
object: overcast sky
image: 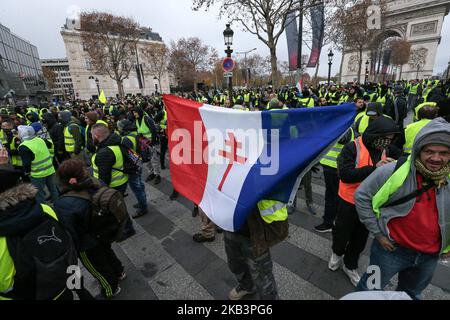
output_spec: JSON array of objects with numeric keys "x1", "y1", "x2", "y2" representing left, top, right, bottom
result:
[{"x1": 0, "y1": 0, "x2": 449, "y2": 77}]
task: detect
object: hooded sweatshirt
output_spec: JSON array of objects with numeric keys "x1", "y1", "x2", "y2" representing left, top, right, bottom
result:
[
  {"x1": 337, "y1": 117, "x2": 401, "y2": 184},
  {"x1": 356, "y1": 118, "x2": 450, "y2": 254},
  {"x1": 42, "y1": 113, "x2": 65, "y2": 158}
]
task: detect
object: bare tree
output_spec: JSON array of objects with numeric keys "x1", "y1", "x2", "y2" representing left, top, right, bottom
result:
[
  {"x1": 42, "y1": 66, "x2": 57, "y2": 89},
  {"x1": 169, "y1": 37, "x2": 217, "y2": 92},
  {"x1": 193, "y1": 0, "x2": 329, "y2": 88},
  {"x1": 141, "y1": 43, "x2": 170, "y2": 93},
  {"x1": 390, "y1": 39, "x2": 411, "y2": 80},
  {"x1": 79, "y1": 11, "x2": 141, "y2": 97},
  {"x1": 329, "y1": 0, "x2": 385, "y2": 83}
]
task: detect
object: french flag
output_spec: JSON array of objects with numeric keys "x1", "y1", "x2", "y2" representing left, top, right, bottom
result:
[{"x1": 163, "y1": 94, "x2": 355, "y2": 232}]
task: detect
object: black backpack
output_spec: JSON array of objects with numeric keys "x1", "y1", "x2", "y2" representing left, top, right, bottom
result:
[
  {"x1": 6, "y1": 204, "x2": 78, "y2": 300},
  {"x1": 62, "y1": 187, "x2": 128, "y2": 243}
]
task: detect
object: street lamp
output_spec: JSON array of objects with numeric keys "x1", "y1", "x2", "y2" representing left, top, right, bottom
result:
[
  {"x1": 95, "y1": 78, "x2": 100, "y2": 95},
  {"x1": 223, "y1": 24, "x2": 234, "y2": 102},
  {"x1": 327, "y1": 49, "x2": 334, "y2": 86},
  {"x1": 153, "y1": 76, "x2": 159, "y2": 93},
  {"x1": 365, "y1": 60, "x2": 370, "y2": 84},
  {"x1": 416, "y1": 64, "x2": 420, "y2": 80},
  {"x1": 236, "y1": 48, "x2": 257, "y2": 87}
]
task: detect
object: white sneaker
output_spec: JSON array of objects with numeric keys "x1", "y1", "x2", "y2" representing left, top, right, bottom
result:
[
  {"x1": 343, "y1": 266, "x2": 361, "y2": 287},
  {"x1": 328, "y1": 252, "x2": 343, "y2": 271}
]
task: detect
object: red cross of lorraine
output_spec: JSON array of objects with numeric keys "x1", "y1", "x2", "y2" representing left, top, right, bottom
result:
[{"x1": 218, "y1": 132, "x2": 247, "y2": 191}]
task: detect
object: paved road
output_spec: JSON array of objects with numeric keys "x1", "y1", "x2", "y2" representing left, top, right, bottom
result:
[{"x1": 81, "y1": 163, "x2": 450, "y2": 300}]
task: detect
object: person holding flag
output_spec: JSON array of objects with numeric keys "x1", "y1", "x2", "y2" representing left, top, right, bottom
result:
[{"x1": 162, "y1": 93, "x2": 356, "y2": 299}]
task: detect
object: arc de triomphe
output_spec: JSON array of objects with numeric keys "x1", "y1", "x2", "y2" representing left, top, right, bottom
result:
[{"x1": 340, "y1": 0, "x2": 450, "y2": 83}]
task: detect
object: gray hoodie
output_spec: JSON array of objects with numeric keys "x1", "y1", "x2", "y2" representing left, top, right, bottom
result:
[{"x1": 355, "y1": 117, "x2": 450, "y2": 253}]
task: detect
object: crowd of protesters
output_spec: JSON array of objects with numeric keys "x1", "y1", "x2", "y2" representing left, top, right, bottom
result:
[{"x1": 0, "y1": 76, "x2": 449, "y2": 300}]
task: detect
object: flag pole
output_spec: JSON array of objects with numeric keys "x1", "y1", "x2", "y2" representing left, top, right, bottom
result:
[{"x1": 296, "y1": 0, "x2": 304, "y2": 91}]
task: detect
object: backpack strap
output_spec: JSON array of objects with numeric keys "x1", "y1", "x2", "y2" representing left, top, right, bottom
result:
[
  {"x1": 382, "y1": 181, "x2": 435, "y2": 208},
  {"x1": 59, "y1": 190, "x2": 93, "y2": 207},
  {"x1": 381, "y1": 156, "x2": 435, "y2": 208}
]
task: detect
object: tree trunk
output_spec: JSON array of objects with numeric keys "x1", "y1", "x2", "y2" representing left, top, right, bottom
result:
[
  {"x1": 314, "y1": 58, "x2": 320, "y2": 81},
  {"x1": 357, "y1": 48, "x2": 363, "y2": 83},
  {"x1": 116, "y1": 79, "x2": 124, "y2": 97},
  {"x1": 269, "y1": 43, "x2": 278, "y2": 88},
  {"x1": 399, "y1": 64, "x2": 403, "y2": 80},
  {"x1": 193, "y1": 65, "x2": 197, "y2": 93}
]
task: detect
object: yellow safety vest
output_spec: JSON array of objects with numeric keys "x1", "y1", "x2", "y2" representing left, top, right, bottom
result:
[
  {"x1": 10, "y1": 137, "x2": 23, "y2": 167},
  {"x1": 299, "y1": 97, "x2": 314, "y2": 108},
  {"x1": 160, "y1": 110, "x2": 167, "y2": 130},
  {"x1": 92, "y1": 146, "x2": 128, "y2": 188},
  {"x1": 0, "y1": 130, "x2": 7, "y2": 146},
  {"x1": 320, "y1": 129, "x2": 355, "y2": 169},
  {"x1": 19, "y1": 137, "x2": 55, "y2": 178},
  {"x1": 403, "y1": 119, "x2": 431, "y2": 154},
  {"x1": 64, "y1": 124, "x2": 78, "y2": 153},
  {"x1": 0, "y1": 237, "x2": 15, "y2": 300},
  {"x1": 257, "y1": 200, "x2": 288, "y2": 224},
  {"x1": 409, "y1": 84, "x2": 420, "y2": 95},
  {"x1": 123, "y1": 132, "x2": 138, "y2": 152},
  {"x1": 414, "y1": 102, "x2": 437, "y2": 122},
  {"x1": 136, "y1": 117, "x2": 152, "y2": 140}
]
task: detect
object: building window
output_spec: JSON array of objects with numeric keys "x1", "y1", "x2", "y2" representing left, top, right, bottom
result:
[{"x1": 85, "y1": 59, "x2": 92, "y2": 70}]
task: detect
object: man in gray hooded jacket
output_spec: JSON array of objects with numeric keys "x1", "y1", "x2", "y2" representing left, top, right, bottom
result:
[{"x1": 355, "y1": 118, "x2": 450, "y2": 299}]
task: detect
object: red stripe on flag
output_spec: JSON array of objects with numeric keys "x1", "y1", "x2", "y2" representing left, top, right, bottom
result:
[{"x1": 162, "y1": 94, "x2": 208, "y2": 205}]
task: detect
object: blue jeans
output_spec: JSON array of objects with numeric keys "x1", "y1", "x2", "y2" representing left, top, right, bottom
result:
[
  {"x1": 30, "y1": 174, "x2": 59, "y2": 204},
  {"x1": 356, "y1": 239, "x2": 439, "y2": 300},
  {"x1": 128, "y1": 169, "x2": 147, "y2": 210}
]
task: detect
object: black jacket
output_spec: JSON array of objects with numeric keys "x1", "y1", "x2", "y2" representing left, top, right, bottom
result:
[
  {"x1": 337, "y1": 117, "x2": 402, "y2": 184},
  {"x1": 0, "y1": 184, "x2": 48, "y2": 299},
  {"x1": 42, "y1": 113, "x2": 65, "y2": 160},
  {"x1": 93, "y1": 133, "x2": 123, "y2": 187},
  {"x1": 54, "y1": 178, "x2": 100, "y2": 252},
  {"x1": 385, "y1": 95, "x2": 407, "y2": 128}
]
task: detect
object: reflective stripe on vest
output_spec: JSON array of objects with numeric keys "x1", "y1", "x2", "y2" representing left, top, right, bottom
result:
[
  {"x1": 92, "y1": 146, "x2": 128, "y2": 188},
  {"x1": 136, "y1": 117, "x2": 152, "y2": 139},
  {"x1": 320, "y1": 129, "x2": 355, "y2": 169},
  {"x1": 257, "y1": 200, "x2": 288, "y2": 224},
  {"x1": 338, "y1": 137, "x2": 386, "y2": 204},
  {"x1": 403, "y1": 119, "x2": 431, "y2": 154},
  {"x1": 20, "y1": 137, "x2": 55, "y2": 178}
]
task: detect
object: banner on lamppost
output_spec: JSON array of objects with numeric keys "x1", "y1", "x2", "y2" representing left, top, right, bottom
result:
[
  {"x1": 285, "y1": 12, "x2": 299, "y2": 71},
  {"x1": 306, "y1": 3, "x2": 325, "y2": 68}
]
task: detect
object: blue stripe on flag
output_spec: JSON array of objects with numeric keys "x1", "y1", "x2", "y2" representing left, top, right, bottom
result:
[{"x1": 232, "y1": 104, "x2": 356, "y2": 231}]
